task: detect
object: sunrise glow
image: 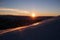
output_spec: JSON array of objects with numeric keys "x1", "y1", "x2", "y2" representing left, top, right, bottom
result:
[{"x1": 31, "y1": 12, "x2": 36, "y2": 18}]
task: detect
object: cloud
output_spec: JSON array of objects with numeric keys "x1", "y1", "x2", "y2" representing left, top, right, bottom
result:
[
  {"x1": 0, "y1": 8, "x2": 30, "y2": 16},
  {"x1": 0, "y1": 8, "x2": 30, "y2": 13}
]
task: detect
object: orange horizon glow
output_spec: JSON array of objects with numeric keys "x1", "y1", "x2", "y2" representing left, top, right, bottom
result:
[{"x1": 0, "y1": 8, "x2": 60, "y2": 16}]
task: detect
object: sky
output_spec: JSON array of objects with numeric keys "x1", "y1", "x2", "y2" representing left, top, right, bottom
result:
[{"x1": 0, "y1": 0, "x2": 60, "y2": 16}]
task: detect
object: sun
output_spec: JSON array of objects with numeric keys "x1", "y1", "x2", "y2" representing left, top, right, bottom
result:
[{"x1": 31, "y1": 12, "x2": 36, "y2": 17}]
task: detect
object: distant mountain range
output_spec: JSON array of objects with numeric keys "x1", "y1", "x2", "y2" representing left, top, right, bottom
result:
[{"x1": 0, "y1": 15, "x2": 54, "y2": 30}]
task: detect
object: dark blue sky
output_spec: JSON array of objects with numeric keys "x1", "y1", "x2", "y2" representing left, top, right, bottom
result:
[{"x1": 0, "y1": 0, "x2": 60, "y2": 16}]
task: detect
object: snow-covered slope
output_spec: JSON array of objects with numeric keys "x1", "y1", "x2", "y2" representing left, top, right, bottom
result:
[{"x1": 0, "y1": 17, "x2": 60, "y2": 40}]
